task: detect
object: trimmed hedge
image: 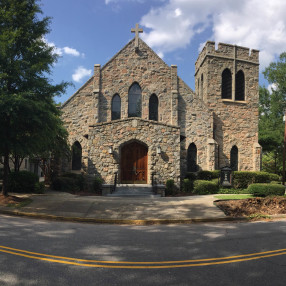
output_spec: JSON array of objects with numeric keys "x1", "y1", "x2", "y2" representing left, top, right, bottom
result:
[
  {"x1": 8, "y1": 171, "x2": 40, "y2": 193},
  {"x1": 52, "y1": 177, "x2": 80, "y2": 192},
  {"x1": 247, "y1": 183, "x2": 285, "y2": 197},
  {"x1": 182, "y1": 178, "x2": 193, "y2": 193},
  {"x1": 233, "y1": 171, "x2": 280, "y2": 189},
  {"x1": 92, "y1": 177, "x2": 103, "y2": 193},
  {"x1": 193, "y1": 180, "x2": 219, "y2": 195},
  {"x1": 166, "y1": 179, "x2": 176, "y2": 195},
  {"x1": 62, "y1": 173, "x2": 85, "y2": 191},
  {"x1": 197, "y1": 170, "x2": 220, "y2": 180},
  {"x1": 185, "y1": 172, "x2": 197, "y2": 181}
]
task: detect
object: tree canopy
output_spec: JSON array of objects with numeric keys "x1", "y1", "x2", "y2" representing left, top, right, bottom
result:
[
  {"x1": 259, "y1": 53, "x2": 286, "y2": 174},
  {"x1": 0, "y1": 0, "x2": 69, "y2": 195}
]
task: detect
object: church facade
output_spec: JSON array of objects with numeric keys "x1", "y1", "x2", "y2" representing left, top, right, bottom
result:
[{"x1": 61, "y1": 25, "x2": 261, "y2": 186}]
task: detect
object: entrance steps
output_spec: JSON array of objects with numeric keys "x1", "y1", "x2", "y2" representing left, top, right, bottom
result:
[{"x1": 107, "y1": 184, "x2": 160, "y2": 197}]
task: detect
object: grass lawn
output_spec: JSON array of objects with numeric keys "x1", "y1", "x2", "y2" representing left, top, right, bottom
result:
[{"x1": 215, "y1": 194, "x2": 254, "y2": 200}]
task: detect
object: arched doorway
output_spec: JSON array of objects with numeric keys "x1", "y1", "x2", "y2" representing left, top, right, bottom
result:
[
  {"x1": 72, "y1": 141, "x2": 82, "y2": 170},
  {"x1": 121, "y1": 141, "x2": 148, "y2": 184}
]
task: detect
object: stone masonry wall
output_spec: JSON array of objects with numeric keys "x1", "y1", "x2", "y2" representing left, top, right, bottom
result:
[
  {"x1": 88, "y1": 118, "x2": 180, "y2": 185},
  {"x1": 195, "y1": 41, "x2": 261, "y2": 170}
]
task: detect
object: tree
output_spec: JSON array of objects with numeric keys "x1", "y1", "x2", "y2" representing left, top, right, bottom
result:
[
  {"x1": 0, "y1": 0, "x2": 69, "y2": 196},
  {"x1": 259, "y1": 53, "x2": 286, "y2": 174}
]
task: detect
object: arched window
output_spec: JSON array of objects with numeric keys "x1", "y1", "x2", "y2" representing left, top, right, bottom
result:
[
  {"x1": 235, "y1": 70, "x2": 245, "y2": 101},
  {"x1": 111, "y1": 94, "x2": 121, "y2": 120},
  {"x1": 72, "y1": 141, "x2": 82, "y2": 170},
  {"x1": 201, "y1": 74, "x2": 204, "y2": 99},
  {"x1": 222, "y1": 69, "x2": 232, "y2": 99},
  {"x1": 230, "y1": 145, "x2": 238, "y2": 171},
  {"x1": 128, "y1": 83, "x2": 142, "y2": 118},
  {"x1": 149, "y1": 94, "x2": 158, "y2": 121},
  {"x1": 187, "y1": 143, "x2": 198, "y2": 172}
]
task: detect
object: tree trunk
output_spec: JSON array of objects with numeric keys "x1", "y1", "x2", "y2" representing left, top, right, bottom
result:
[{"x1": 1, "y1": 149, "x2": 10, "y2": 197}]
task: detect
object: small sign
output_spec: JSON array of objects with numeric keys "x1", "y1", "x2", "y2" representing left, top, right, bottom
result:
[{"x1": 220, "y1": 166, "x2": 233, "y2": 187}]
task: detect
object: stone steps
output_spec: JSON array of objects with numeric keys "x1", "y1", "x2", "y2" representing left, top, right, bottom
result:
[{"x1": 108, "y1": 184, "x2": 160, "y2": 197}]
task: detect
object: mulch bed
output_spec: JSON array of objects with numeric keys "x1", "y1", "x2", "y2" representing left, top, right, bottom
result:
[
  {"x1": 0, "y1": 194, "x2": 27, "y2": 206},
  {"x1": 216, "y1": 196, "x2": 286, "y2": 217}
]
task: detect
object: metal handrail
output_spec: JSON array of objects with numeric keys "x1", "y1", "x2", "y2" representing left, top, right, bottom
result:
[{"x1": 111, "y1": 171, "x2": 118, "y2": 194}]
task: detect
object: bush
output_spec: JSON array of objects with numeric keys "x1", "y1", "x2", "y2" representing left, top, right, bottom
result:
[
  {"x1": 92, "y1": 177, "x2": 103, "y2": 193},
  {"x1": 247, "y1": 183, "x2": 285, "y2": 197},
  {"x1": 193, "y1": 180, "x2": 219, "y2": 195},
  {"x1": 217, "y1": 188, "x2": 249, "y2": 194},
  {"x1": 52, "y1": 177, "x2": 80, "y2": 192},
  {"x1": 34, "y1": 182, "x2": 45, "y2": 194},
  {"x1": 166, "y1": 179, "x2": 176, "y2": 195},
  {"x1": 232, "y1": 171, "x2": 280, "y2": 189},
  {"x1": 185, "y1": 172, "x2": 197, "y2": 181},
  {"x1": 197, "y1": 170, "x2": 220, "y2": 181},
  {"x1": 8, "y1": 171, "x2": 39, "y2": 193},
  {"x1": 182, "y1": 178, "x2": 193, "y2": 193},
  {"x1": 62, "y1": 173, "x2": 85, "y2": 191}
]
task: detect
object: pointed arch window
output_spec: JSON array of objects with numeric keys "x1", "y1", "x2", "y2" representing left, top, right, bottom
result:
[
  {"x1": 187, "y1": 143, "x2": 198, "y2": 172},
  {"x1": 111, "y1": 94, "x2": 121, "y2": 120},
  {"x1": 72, "y1": 141, "x2": 82, "y2": 170},
  {"x1": 222, "y1": 68, "x2": 232, "y2": 99},
  {"x1": 201, "y1": 74, "x2": 204, "y2": 99},
  {"x1": 128, "y1": 83, "x2": 142, "y2": 118},
  {"x1": 235, "y1": 70, "x2": 245, "y2": 101},
  {"x1": 149, "y1": 94, "x2": 158, "y2": 121},
  {"x1": 230, "y1": 145, "x2": 238, "y2": 171}
]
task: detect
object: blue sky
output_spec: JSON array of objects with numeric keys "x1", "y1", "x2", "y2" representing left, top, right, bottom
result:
[{"x1": 41, "y1": 0, "x2": 286, "y2": 103}]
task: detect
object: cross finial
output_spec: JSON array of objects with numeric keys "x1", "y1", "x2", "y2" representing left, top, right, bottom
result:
[{"x1": 131, "y1": 23, "x2": 143, "y2": 49}]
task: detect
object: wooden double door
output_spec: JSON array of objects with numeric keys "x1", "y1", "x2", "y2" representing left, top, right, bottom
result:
[{"x1": 121, "y1": 142, "x2": 148, "y2": 184}]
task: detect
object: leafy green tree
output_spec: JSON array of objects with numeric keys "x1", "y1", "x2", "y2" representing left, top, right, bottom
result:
[
  {"x1": 259, "y1": 52, "x2": 286, "y2": 174},
  {"x1": 0, "y1": 0, "x2": 69, "y2": 196}
]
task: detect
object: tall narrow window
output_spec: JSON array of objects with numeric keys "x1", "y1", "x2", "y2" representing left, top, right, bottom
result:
[
  {"x1": 149, "y1": 94, "x2": 158, "y2": 121},
  {"x1": 221, "y1": 68, "x2": 232, "y2": 99},
  {"x1": 128, "y1": 83, "x2": 142, "y2": 118},
  {"x1": 72, "y1": 141, "x2": 82, "y2": 170},
  {"x1": 230, "y1": 145, "x2": 238, "y2": 171},
  {"x1": 111, "y1": 94, "x2": 121, "y2": 120},
  {"x1": 201, "y1": 74, "x2": 204, "y2": 99},
  {"x1": 187, "y1": 143, "x2": 198, "y2": 172},
  {"x1": 235, "y1": 70, "x2": 245, "y2": 101}
]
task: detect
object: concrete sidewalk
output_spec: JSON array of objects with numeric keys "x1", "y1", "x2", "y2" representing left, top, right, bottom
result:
[{"x1": 0, "y1": 190, "x2": 234, "y2": 224}]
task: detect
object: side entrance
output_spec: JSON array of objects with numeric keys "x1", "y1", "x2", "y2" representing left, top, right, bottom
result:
[{"x1": 121, "y1": 141, "x2": 148, "y2": 184}]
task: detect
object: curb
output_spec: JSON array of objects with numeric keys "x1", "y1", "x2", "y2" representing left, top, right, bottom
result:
[{"x1": 0, "y1": 208, "x2": 248, "y2": 225}]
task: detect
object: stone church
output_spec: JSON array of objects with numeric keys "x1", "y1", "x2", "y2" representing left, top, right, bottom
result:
[{"x1": 61, "y1": 24, "x2": 261, "y2": 187}]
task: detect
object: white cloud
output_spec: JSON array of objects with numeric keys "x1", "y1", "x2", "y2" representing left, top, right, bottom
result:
[
  {"x1": 72, "y1": 66, "x2": 92, "y2": 82},
  {"x1": 44, "y1": 39, "x2": 84, "y2": 57},
  {"x1": 267, "y1": 83, "x2": 278, "y2": 94},
  {"x1": 140, "y1": 0, "x2": 286, "y2": 70}
]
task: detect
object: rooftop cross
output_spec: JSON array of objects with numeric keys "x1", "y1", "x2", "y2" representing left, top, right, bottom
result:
[{"x1": 131, "y1": 23, "x2": 143, "y2": 49}]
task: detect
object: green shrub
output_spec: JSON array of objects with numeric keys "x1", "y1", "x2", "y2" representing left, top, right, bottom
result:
[
  {"x1": 166, "y1": 179, "x2": 176, "y2": 195},
  {"x1": 185, "y1": 172, "x2": 197, "y2": 181},
  {"x1": 193, "y1": 180, "x2": 219, "y2": 195},
  {"x1": 52, "y1": 177, "x2": 80, "y2": 192},
  {"x1": 182, "y1": 178, "x2": 193, "y2": 193},
  {"x1": 62, "y1": 173, "x2": 85, "y2": 191},
  {"x1": 34, "y1": 182, "x2": 45, "y2": 194},
  {"x1": 247, "y1": 183, "x2": 285, "y2": 197},
  {"x1": 92, "y1": 177, "x2": 103, "y2": 193},
  {"x1": 8, "y1": 171, "x2": 39, "y2": 193},
  {"x1": 232, "y1": 171, "x2": 280, "y2": 189},
  {"x1": 217, "y1": 188, "x2": 249, "y2": 194},
  {"x1": 197, "y1": 170, "x2": 220, "y2": 181}
]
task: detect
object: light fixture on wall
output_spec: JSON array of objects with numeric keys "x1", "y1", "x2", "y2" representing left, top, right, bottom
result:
[
  {"x1": 108, "y1": 146, "x2": 113, "y2": 154},
  {"x1": 156, "y1": 146, "x2": 161, "y2": 155}
]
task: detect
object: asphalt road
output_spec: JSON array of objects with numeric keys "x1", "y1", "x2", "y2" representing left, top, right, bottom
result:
[{"x1": 0, "y1": 215, "x2": 286, "y2": 286}]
